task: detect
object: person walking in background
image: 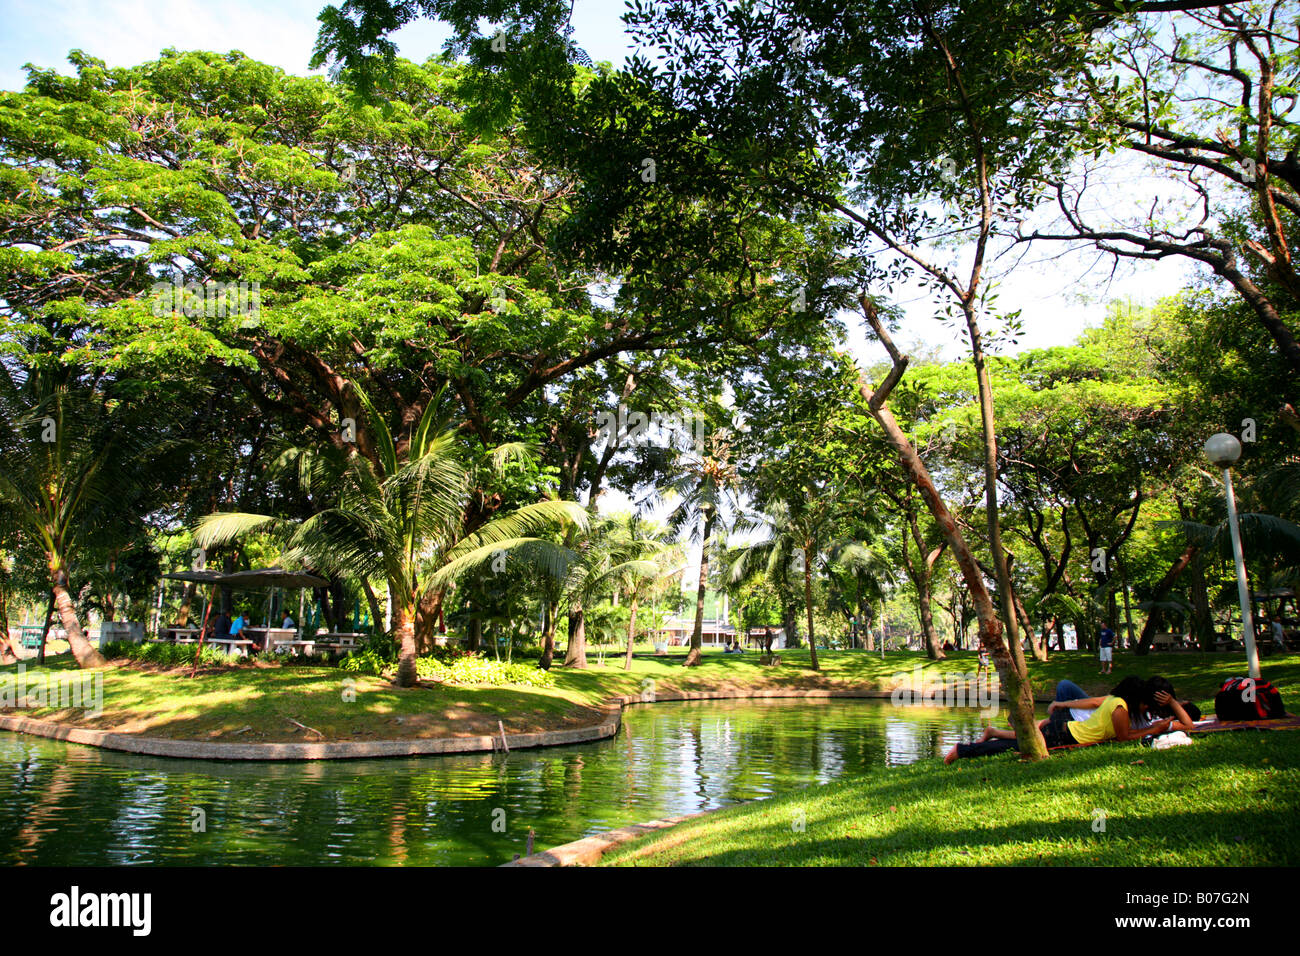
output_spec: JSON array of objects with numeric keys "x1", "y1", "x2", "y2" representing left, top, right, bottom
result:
[
  {"x1": 1098, "y1": 622, "x2": 1115, "y2": 674},
  {"x1": 1267, "y1": 614, "x2": 1290, "y2": 653}
]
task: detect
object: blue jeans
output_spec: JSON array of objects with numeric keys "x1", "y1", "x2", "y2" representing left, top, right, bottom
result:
[{"x1": 1054, "y1": 679, "x2": 1088, "y2": 703}]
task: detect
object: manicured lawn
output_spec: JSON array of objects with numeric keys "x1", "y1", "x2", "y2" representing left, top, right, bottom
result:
[
  {"x1": 2, "y1": 646, "x2": 1295, "y2": 743},
  {"x1": 602, "y1": 727, "x2": 1300, "y2": 866}
]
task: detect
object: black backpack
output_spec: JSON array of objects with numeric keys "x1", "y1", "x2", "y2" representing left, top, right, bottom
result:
[{"x1": 1214, "y1": 677, "x2": 1287, "y2": 721}]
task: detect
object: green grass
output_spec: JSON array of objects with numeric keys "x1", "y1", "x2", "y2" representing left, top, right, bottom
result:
[
  {"x1": 2, "y1": 646, "x2": 1297, "y2": 743},
  {"x1": 602, "y1": 728, "x2": 1300, "y2": 866}
]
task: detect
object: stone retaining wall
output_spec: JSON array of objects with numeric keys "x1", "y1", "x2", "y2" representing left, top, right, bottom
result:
[{"x1": 0, "y1": 686, "x2": 899, "y2": 761}]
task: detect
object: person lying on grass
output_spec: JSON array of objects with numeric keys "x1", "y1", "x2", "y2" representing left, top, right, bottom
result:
[
  {"x1": 1046, "y1": 676, "x2": 1197, "y2": 736},
  {"x1": 944, "y1": 676, "x2": 1193, "y2": 763}
]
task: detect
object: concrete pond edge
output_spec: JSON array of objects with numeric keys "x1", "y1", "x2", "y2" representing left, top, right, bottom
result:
[
  {"x1": 501, "y1": 810, "x2": 719, "y2": 867},
  {"x1": 0, "y1": 685, "x2": 906, "y2": 762}
]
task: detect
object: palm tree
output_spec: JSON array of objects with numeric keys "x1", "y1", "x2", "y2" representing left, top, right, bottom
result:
[
  {"x1": 600, "y1": 513, "x2": 677, "y2": 670},
  {"x1": 824, "y1": 539, "x2": 895, "y2": 648},
  {"x1": 727, "y1": 496, "x2": 869, "y2": 670},
  {"x1": 651, "y1": 436, "x2": 740, "y2": 666},
  {"x1": 0, "y1": 368, "x2": 173, "y2": 670},
  {"x1": 556, "y1": 514, "x2": 665, "y2": 669},
  {"x1": 727, "y1": 500, "x2": 817, "y2": 667},
  {"x1": 197, "y1": 384, "x2": 584, "y2": 686}
]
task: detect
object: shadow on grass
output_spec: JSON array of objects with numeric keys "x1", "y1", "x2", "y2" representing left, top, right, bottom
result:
[{"x1": 607, "y1": 730, "x2": 1300, "y2": 867}]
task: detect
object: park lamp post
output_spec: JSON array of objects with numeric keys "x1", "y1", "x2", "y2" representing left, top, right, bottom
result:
[{"x1": 1203, "y1": 432, "x2": 1261, "y2": 679}]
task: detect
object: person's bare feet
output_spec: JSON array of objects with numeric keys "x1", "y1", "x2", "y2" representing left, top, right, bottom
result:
[
  {"x1": 944, "y1": 745, "x2": 959, "y2": 765},
  {"x1": 977, "y1": 725, "x2": 995, "y2": 744}
]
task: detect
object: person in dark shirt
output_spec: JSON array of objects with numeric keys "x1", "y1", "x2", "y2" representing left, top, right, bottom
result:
[
  {"x1": 1098, "y1": 623, "x2": 1116, "y2": 674},
  {"x1": 208, "y1": 611, "x2": 231, "y2": 641}
]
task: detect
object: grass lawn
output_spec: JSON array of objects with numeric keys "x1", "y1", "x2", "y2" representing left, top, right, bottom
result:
[
  {"x1": 1, "y1": 646, "x2": 1297, "y2": 744},
  {"x1": 602, "y1": 727, "x2": 1300, "y2": 866}
]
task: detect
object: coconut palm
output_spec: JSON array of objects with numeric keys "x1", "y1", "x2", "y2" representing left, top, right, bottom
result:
[
  {"x1": 727, "y1": 496, "x2": 868, "y2": 670},
  {"x1": 558, "y1": 514, "x2": 666, "y2": 669},
  {"x1": 727, "y1": 500, "x2": 812, "y2": 664},
  {"x1": 648, "y1": 435, "x2": 741, "y2": 666},
  {"x1": 598, "y1": 513, "x2": 677, "y2": 670},
  {"x1": 196, "y1": 384, "x2": 585, "y2": 686},
  {"x1": 824, "y1": 539, "x2": 895, "y2": 648},
  {"x1": 0, "y1": 367, "x2": 177, "y2": 669}
]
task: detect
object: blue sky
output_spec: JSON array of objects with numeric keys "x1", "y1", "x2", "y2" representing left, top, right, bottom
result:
[{"x1": 0, "y1": 0, "x2": 1193, "y2": 363}]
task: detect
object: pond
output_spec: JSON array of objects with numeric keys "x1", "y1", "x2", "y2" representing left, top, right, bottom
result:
[{"x1": 0, "y1": 698, "x2": 989, "y2": 866}]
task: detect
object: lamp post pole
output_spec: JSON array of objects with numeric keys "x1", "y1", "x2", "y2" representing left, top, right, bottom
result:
[
  {"x1": 1204, "y1": 433, "x2": 1260, "y2": 679},
  {"x1": 1221, "y1": 465, "x2": 1261, "y2": 679}
]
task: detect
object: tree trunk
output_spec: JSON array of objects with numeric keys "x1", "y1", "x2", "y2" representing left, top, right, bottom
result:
[
  {"x1": 684, "y1": 510, "x2": 715, "y2": 667},
  {"x1": 0, "y1": 569, "x2": 14, "y2": 664},
  {"x1": 905, "y1": 509, "x2": 946, "y2": 661},
  {"x1": 1135, "y1": 541, "x2": 1198, "y2": 655},
  {"x1": 1188, "y1": 552, "x2": 1215, "y2": 650},
  {"x1": 916, "y1": 566, "x2": 943, "y2": 660},
  {"x1": 466, "y1": 613, "x2": 482, "y2": 652},
  {"x1": 564, "y1": 601, "x2": 587, "y2": 668},
  {"x1": 539, "y1": 601, "x2": 557, "y2": 670},
  {"x1": 1120, "y1": 578, "x2": 1136, "y2": 651},
  {"x1": 856, "y1": 370, "x2": 1046, "y2": 760},
  {"x1": 361, "y1": 578, "x2": 383, "y2": 636},
  {"x1": 393, "y1": 604, "x2": 419, "y2": 688},
  {"x1": 964, "y1": 307, "x2": 1032, "y2": 686},
  {"x1": 314, "y1": 586, "x2": 331, "y2": 634},
  {"x1": 624, "y1": 593, "x2": 639, "y2": 671},
  {"x1": 416, "y1": 589, "x2": 441, "y2": 655},
  {"x1": 330, "y1": 578, "x2": 347, "y2": 632},
  {"x1": 48, "y1": 564, "x2": 107, "y2": 669},
  {"x1": 803, "y1": 544, "x2": 820, "y2": 671},
  {"x1": 177, "y1": 581, "x2": 196, "y2": 627},
  {"x1": 37, "y1": 590, "x2": 54, "y2": 665},
  {"x1": 1039, "y1": 617, "x2": 1055, "y2": 662},
  {"x1": 1003, "y1": 567, "x2": 1045, "y2": 663},
  {"x1": 781, "y1": 599, "x2": 801, "y2": 648}
]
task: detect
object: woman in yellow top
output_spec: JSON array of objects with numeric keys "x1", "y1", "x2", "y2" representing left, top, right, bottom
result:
[
  {"x1": 1047, "y1": 676, "x2": 1196, "y2": 741},
  {"x1": 962, "y1": 677, "x2": 1190, "y2": 755}
]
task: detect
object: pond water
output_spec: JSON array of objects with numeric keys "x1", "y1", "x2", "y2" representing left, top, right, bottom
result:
[{"x1": 0, "y1": 699, "x2": 989, "y2": 866}]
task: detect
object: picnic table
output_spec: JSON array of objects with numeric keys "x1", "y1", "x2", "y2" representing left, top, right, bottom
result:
[
  {"x1": 274, "y1": 640, "x2": 318, "y2": 654},
  {"x1": 19, "y1": 625, "x2": 44, "y2": 650},
  {"x1": 157, "y1": 626, "x2": 200, "y2": 642},
  {"x1": 310, "y1": 632, "x2": 363, "y2": 653},
  {"x1": 1152, "y1": 633, "x2": 1187, "y2": 650},
  {"x1": 243, "y1": 627, "x2": 298, "y2": 652}
]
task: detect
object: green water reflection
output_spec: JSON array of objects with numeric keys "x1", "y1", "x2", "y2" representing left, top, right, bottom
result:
[{"x1": 0, "y1": 698, "x2": 988, "y2": 866}]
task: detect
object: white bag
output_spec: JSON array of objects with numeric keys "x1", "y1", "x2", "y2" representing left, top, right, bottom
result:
[{"x1": 1151, "y1": 730, "x2": 1194, "y2": 750}]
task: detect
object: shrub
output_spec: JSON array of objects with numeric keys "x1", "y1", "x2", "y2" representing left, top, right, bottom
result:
[
  {"x1": 339, "y1": 647, "x2": 391, "y2": 677},
  {"x1": 414, "y1": 653, "x2": 554, "y2": 688},
  {"x1": 102, "y1": 640, "x2": 233, "y2": 668}
]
